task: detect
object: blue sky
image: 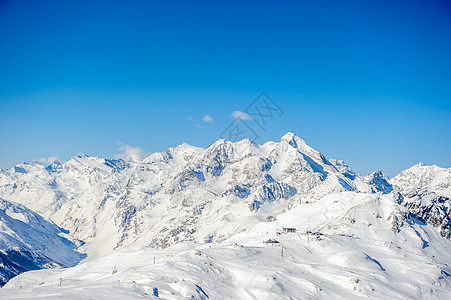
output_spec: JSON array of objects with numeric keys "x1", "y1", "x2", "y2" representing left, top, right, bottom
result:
[{"x1": 0, "y1": 0, "x2": 450, "y2": 177}]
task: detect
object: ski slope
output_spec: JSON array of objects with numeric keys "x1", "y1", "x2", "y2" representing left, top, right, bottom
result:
[
  {"x1": 2, "y1": 192, "x2": 451, "y2": 299},
  {"x1": 0, "y1": 133, "x2": 450, "y2": 298}
]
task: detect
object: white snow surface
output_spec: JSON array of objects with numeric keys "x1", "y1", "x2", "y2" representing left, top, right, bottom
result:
[
  {"x1": 390, "y1": 163, "x2": 451, "y2": 198},
  {"x1": 0, "y1": 198, "x2": 84, "y2": 285},
  {"x1": 0, "y1": 132, "x2": 450, "y2": 299},
  {"x1": 0, "y1": 133, "x2": 374, "y2": 259},
  {"x1": 2, "y1": 192, "x2": 451, "y2": 299}
]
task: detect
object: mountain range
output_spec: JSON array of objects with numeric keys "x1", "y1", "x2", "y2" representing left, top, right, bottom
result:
[{"x1": 0, "y1": 132, "x2": 450, "y2": 299}]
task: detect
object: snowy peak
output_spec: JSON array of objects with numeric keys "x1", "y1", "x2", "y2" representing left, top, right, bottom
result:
[
  {"x1": 65, "y1": 154, "x2": 126, "y2": 171},
  {"x1": 389, "y1": 163, "x2": 451, "y2": 240},
  {"x1": 0, "y1": 133, "x2": 360, "y2": 255},
  {"x1": 10, "y1": 162, "x2": 47, "y2": 174},
  {"x1": 46, "y1": 160, "x2": 62, "y2": 171},
  {"x1": 363, "y1": 171, "x2": 393, "y2": 194},
  {"x1": 1, "y1": 133, "x2": 450, "y2": 262},
  {"x1": 280, "y1": 132, "x2": 301, "y2": 147},
  {"x1": 280, "y1": 132, "x2": 316, "y2": 154},
  {"x1": 390, "y1": 163, "x2": 451, "y2": 198},
  {"x1": 1, "y1": 133, "x2": 451, "y2": 297}
]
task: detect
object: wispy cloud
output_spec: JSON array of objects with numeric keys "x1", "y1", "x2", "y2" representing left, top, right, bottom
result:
[
  {"x1": 231, "y1": 111, "x2": 253, "y2": 120},
  {"x1": 203, "y1": 115, "x2": 214, "y2": 122},
  {"x1": 36, "y1": 156, "x2": 60, "y2": 164},
  {"x1": 186, "y1": 116, "x2": 203, "y2": 128},
  {"x1": 115, "y1": 144, "x2": 148, "y2": 162}
]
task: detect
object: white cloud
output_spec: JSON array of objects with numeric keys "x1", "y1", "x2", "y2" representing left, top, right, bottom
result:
[
  {"x1": 37, "y1": 156, "x2": 60, "y2": 164},
  {"x1": 202, "y1": 115, "x2": 214, "y2": 122},
  {"x1": 115, "y1": 144, "x2": 148, "y2": 162},
  {"x1": 231, "y1": 111, "x2": 253, "y2": 120},
  {"x1": 186, "y1": 116, "x2": 203, "y2": 128}
]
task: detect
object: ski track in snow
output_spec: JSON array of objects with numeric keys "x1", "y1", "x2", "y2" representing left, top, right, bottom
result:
[{"x1": 0, "y1": 133, "x2": 450, "y2": 299}]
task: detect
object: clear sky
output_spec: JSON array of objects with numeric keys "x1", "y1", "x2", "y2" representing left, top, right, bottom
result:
[{"x1": 0, "y1": 0, "x2": 450, "y2": 177}]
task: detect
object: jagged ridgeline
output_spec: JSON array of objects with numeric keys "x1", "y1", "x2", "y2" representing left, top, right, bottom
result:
[{"x1": 0, "y1": 133, "x2": 450, "y2": 291}]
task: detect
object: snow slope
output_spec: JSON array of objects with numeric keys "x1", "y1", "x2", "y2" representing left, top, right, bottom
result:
[
  {"x1": 0, "y1": 132, "x2": 450, "y2": 298},
  {"x1": 0, "y1": 198, "x2": 85, "y2": 286},
  {"x1": 0, "y1": 133, "x2": 375, "y2": 260},
  {"x1": 2, "y1": 192, "x2": 451, "y2": 299}
]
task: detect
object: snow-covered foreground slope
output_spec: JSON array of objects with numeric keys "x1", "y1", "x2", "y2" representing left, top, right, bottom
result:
[
  {"x1": 0, "y1": 132, "x2": 450, "y2": 298},
  {"x1": 2, "y1": 192, "x2": 451, "y2": 299},
  {"x1": 0, "y1": 198, "x2": 85, "y2": 286}
]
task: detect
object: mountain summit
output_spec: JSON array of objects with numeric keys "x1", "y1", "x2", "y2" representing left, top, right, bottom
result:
[
  {"x1": 0, "y1": 133, "x2": 450, "y2": 298},
  {"x1": 1, "y1": 133, "x2": 449, "y2": 255}
]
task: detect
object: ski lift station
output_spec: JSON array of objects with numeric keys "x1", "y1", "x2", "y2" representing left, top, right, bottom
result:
[
  {"x1": 282, "y1": 227, "x2": 297, "y2": 234},
  {"x1": 264, "y1": 239, "x2": 280, "y2": 244}
]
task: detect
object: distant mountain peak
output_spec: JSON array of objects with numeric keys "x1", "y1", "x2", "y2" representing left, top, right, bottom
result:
[
  {"x1": 390, "y1": 163, "x2": 451, "y2": 198},
  {"x1": 1, "y1": 132, "x2": 451, "y2": 295},
  {"x1": 280, "y1": 132, "x2": 301, "y2": 146},
  {"x1": 280, "y1": 132, "x2": 317, "y2": 154}
]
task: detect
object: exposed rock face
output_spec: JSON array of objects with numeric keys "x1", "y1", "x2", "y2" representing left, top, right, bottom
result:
[
  {"x1": 0, "y1": 133, "x2": 370, "y2": 259},
  {"x1": 390, "y1": 164, "x2": 451, "y2": 240},
  {"x1": 0, "y1": 133, "x2": 450, "y2": 261},
  {"x1": 397, "y1": 191, "x2": 451, "y2": 239},
  {"x1": 364, "y1": 171, "x2": 393, "y2": 194}
]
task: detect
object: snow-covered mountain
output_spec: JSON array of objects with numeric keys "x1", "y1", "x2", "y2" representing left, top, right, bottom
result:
[
  {"x1": 0, "y1": 198, "x2": 84, "y2": 286},
  {"x1": 0, "y1": 133, "x2": 376, "y2": 259},
  {"x1": 2, "y1": 191, "x2": 451, "y2": 299},
  {"x1": 390, "y1": 163, "x2": 451, "y2": 198},
  {"x1": 390, "y1": 163, "x2": 451, "y2": 240},
  {"x1": 0, "y1": 132, "x2": 450, "y2": 298}
]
